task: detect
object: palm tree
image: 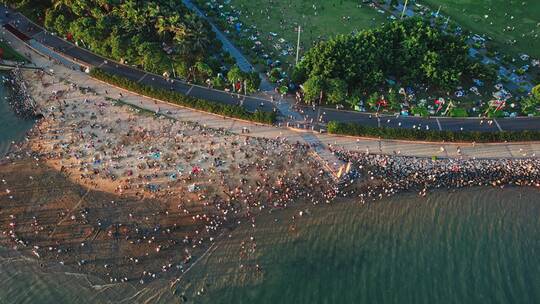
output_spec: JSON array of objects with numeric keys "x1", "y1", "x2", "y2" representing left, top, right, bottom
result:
[
  {"x1": 53, "y1": 0, "x2": 73, "y2": 10},
  {"x1": 186, "y1": 21, "x2": 210, "y2": 55}
]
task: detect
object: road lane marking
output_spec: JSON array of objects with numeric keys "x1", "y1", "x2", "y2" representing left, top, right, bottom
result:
[
  {"x1": 436, "y1": 118, "x2": 442, "y2": 131},
  {"x1": 186, "y1": 85, "x2": 194, "y2": 95},
  {"x1": 136, "y1": 73, "x2": 148, "y2": 83},
  {"x1": 493, "y1": 119, "x2": 503, "y2": 131}
]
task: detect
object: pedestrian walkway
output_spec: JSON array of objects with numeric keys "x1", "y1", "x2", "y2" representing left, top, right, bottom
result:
[
  {"x1": 301, "y1": 132, "x2": 345, "y2": 176},
  {"x1": 182, "y1": 0, "x2": 274, "y2": 93},
  {"x1": 27, "y1": 39, "x2": 83, "y2": 71},
  {"x1": 182, "y1": 0, "x2": 253, "y2": 73}
]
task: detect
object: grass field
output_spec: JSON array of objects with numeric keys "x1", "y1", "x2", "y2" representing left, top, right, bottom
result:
[
  {"x1": 228, "y1": 0, "x2": 388, "y2": 65},
  {"x1": 421, "y1": 0, "x2": 540, "y2": 58},
  {"x1": 221, "y1": 0, "x2": 539, "y2": 64}
]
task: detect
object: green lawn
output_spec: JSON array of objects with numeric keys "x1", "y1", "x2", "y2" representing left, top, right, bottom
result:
[
  {"x1": 421, "y1": 0, "x2": 540, "y2": 58},
  {"x1": 0, "y1": 41, "x2": 28, "y2": 62},
  {"x1": 213, "y1": 0, "x2": 539, "y2": 64},
  {"x1": 228, "y1": 0, "x2": 389, "y2": 65}
]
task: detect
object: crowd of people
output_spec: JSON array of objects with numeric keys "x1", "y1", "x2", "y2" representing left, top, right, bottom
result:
[
  {"x1": 0, "y1": 68, "x2": 337, "y2": 286},
  {"x1": 334, "y1": 148, "x2": 540, "y2": 203}
]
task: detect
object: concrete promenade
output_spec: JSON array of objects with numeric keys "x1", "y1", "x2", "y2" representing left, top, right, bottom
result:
[{"x1": 2, "y1": 28, "x2": 540, "y2": 168}]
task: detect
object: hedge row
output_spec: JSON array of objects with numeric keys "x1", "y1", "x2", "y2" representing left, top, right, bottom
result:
[
  {"x1": 327, "y1": 121, "x2": 540, "y2": 143},
  {"x1": 89, "y1": 68, "x2": 276, "y2": 124}
]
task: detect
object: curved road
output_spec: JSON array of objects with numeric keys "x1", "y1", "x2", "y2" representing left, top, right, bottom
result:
[{"x1": 1, "y1": 6, "x2": 540, "y2": 133}]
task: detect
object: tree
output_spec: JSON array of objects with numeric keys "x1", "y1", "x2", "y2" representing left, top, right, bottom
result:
[
  {"x1": 225, "y1": 65, "x2": 260, "y2": 93},
  {"x1": 172, "y1": 60, "x2": 190, "y2": 78},
  {"x1": 468, "y1": 62, "x2": 497, "y2": 83},
  {"x1": 296, "y1": 18, "x2": 484, "y2": 101},
  {"x1": 326, "y1": 78, "x2": 347, "y2": 105},
  {"x1": 108, "y1": 28, "x2": 125, "y2": 60},
  {"x1": 36, "y1": 0, "x2": 220, "y2": 85},
  {"x1": 387, "y1": 90, "x2": 402, "y2": 111},
  {"x1": 227, "y1": 65, "x2": 244, "y2": 84},
  {"x1": 210, "y1": 76, "x2": 225, "y2": 89},
  {"x1": 186, "y1": 20, "x2": 212, "y2": 55},
  {"x1": 245, "y1": 72, "x2": 261, "y2": 93},
  {"x1": 532, "y1": 84, "x2": 540, "y2": 100},
  {"x1": 346, "y1": 94, "x2": 362, "y2": 108},
  {"x1": 522, "y1": 84, "x2": 540, "y2": 115},
  {"x1": 193, "y1": 61, "x2": 213, "y2": 82},
  {"x1": 521, "y1": 96, "x2": 539, "y2": 115},
  {"x1": 137, "y1": 42, "x2": 167, "y2": 73},
  {"x1": 302, "y1": 76, "x2": 326, "y2": 104},
  {"x1": 366, "y1": 92, "x2": 380, "y2": 110},
  {"x1": 291, "y1": 65, "x2": 307, "y2": 84}
]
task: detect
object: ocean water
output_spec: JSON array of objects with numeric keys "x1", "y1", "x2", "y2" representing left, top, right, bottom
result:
[
  {"x1": 0, "y1": 74, "x2": 34, "y2": 156},
  {"x1": 187, "y1": 187, "x2": 540, "y2": 304},
  {"x1": 1, "y1": 184, "x2": 539, "y2": 303}
]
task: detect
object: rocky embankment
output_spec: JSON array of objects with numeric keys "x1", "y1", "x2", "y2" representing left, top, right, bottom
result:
[{"x1": 3, "y1": 68, "x2": 40, "y2": 118}]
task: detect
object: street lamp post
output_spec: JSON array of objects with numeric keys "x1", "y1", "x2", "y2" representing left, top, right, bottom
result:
[
  {"x1": 295, "y1": 25, "x2": 302, "y2": 66},
  {"x1": 400, "y1": 0, "x2": 409, "y2": 20}
]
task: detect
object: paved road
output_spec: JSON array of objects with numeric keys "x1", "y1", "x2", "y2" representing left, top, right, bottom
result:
[
  {"x1": 2, "y1": 6, "x2": 540, "y2": 133},
  {"x1": 301, "y1": 106, "x2": 540, "y2": 132},
  {"x1": 0, "y1": 7, "x2": 277, "y2": 113},
  {"x1": 3, "y1": 25, "x2": 540, "y2": 166}
]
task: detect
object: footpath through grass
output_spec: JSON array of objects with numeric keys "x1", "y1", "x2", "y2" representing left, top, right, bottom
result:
[{"x1": 421, "y1": 0, "x2": 540, "y2": 58}]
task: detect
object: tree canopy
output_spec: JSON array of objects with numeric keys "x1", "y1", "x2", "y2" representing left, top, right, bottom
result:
[
  {"x1": 521, "y1": 84, "x2": 540, "y2": 115},
  {"x1": 8, "y1": 0, "x2": 222, "y2": 76},
  {"x1": 294, "y1": 18, "x2": 495, "y2": 105}
]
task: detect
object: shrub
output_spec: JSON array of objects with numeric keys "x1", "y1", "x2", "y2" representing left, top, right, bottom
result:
[
  {"x1": 411, "y1": 106, "x2": 429, "y2": 117},
  {"x1": 326, "y1": 121, "x2": 540, "y2": 143},
  {"x1": 268, "y1": 68, "x2": 281, "y2": 83},
  {"x1": 90, "y1": 68, "x2": 276, "y2": 124},
  {"x1": 449, "y1": 108, "x2": 468, "y2": 117}
]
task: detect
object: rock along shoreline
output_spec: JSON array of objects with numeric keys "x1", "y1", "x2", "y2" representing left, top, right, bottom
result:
[{"x1": 3, "y1": 67, "x2": 40, "y2": 119}]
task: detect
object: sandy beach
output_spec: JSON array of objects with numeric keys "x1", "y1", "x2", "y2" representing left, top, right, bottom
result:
[{"x1": 0, "y1": 69, "x2": 336, "y2": 288}]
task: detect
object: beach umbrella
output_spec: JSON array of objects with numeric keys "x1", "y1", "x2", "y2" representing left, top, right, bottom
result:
[{"x1": 435, "y1": 98, "x2": 445, "y2": 113}]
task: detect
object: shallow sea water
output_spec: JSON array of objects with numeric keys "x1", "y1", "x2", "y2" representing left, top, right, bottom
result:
[
  {"x1": 0, "y1": 75, "x2": 34, "y2": 157},
  {"x1": 188, "y1": 187, "x2": 540, "y2": 304}
]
